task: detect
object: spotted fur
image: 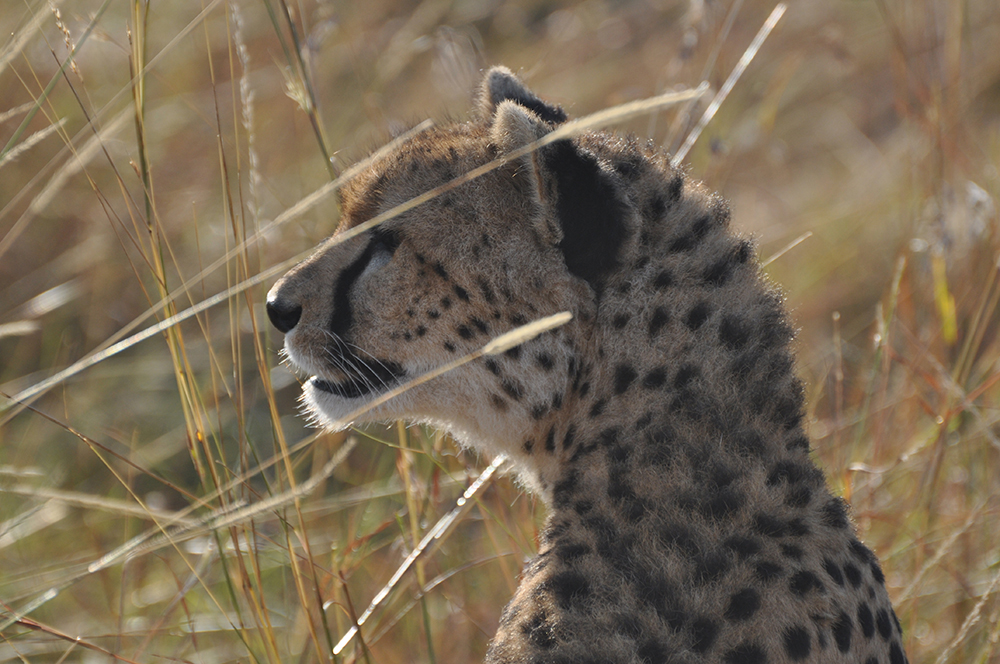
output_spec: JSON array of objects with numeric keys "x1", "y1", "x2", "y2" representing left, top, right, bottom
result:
[{"x1": 267, "y1": 67, "x2": 908, "y2": 664}]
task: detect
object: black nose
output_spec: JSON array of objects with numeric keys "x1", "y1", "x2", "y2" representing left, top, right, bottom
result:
[{"x1": 266, "y1": 297, "x2": 302, "y2": 333}]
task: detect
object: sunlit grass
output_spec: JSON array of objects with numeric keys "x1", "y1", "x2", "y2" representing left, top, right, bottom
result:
[{"x1": 1, "y1": 1, "x2": 999, "y2": 663}]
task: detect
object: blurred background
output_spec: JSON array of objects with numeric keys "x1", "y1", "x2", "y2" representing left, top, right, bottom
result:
[{"x1": 1, "y1": 0, "x2": 999, "y2": 662}]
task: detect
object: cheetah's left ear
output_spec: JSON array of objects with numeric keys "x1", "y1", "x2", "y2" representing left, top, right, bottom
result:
[
  {"x1": 477, "y1": 66, "x2": 567, "y2": 124},
  {"x1": 488, "y1": 94, "x2": 629, "y2": 293}
]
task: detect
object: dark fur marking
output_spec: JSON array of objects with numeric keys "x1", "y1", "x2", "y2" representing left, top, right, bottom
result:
[
  {"x1": 725, "y1": 535, "x2": 762, "y2": 559},
  {"x1": 484, "y1": 358, "x2": 501, "y2": 375},
  {"x1": 822, "y1": 498, "x2": 850, "y2": 529},
  {"x1": 691, "y1": 617, "x2": 719, "y2": 654},
  {"x1": 545, "y1": 140, "x2": 629, "y2": 290},
  {"x1": 545, "y1": 427, "x2": 556, "y2": 453},
  {"x1": 453, "y1": 284, "x2": 470, "y2": 302},
  {"x1": 876, "y1": 608, "x2": 893, "y2": 640},
  {"x1": 504, "y1": 345, "x2": 521, "y2": 360},
  {"x1": 441, "y1": 296, "x2": 452, "y2": 310},
  {"x1": 725, "y1": 588, "x2": 761, "y2": 621},
  {"x1": 755, "y1": 561, "x2": 784, "y2": 583},
  {"x1": 781, "y1": 544, "x2": 804, "y2": 560},
  {"x1": 720, "y1": 315, "x2": 752, "y2": 350},
  {"x1": 536, "y1": 353, "x2": 555, "y2": 370},
  {"x1": 521, "y1": 612, "x2": 555, "y2": 649},
  {"x1": 753, "y1": 513, "x2": 787, "y2": 538},
  {"x1": 477, "y1": 279, "x2": 496, "y2": 304},
  {"x1": 471, "y1": 317, "x2": 488, "y2": 334},
  {"x1": 614, "y1": 364, "x2": 637, "y2": 394},
  {"x1": 427, "y1": 309, "x2": 440, "y2": 320},
  {"x1": 784, "y1": 625, "x2": 812, "y2": 661},
  {"x1": 789, "y1": 570, "x2": 823, "y2": 596},
  {"x1": 858, "y1": 602, "x2": 875, "y2": 639},
  {"x1": 844, "y1": 563, "x2": 863, "y2": 588},
  {"x1": 457, "y1": 325, "x2": 473, "y2": 340},
  {"x1": 649, "y1": 306, "x2": 670, "y2": 337},
  {"x1": 444, "y1": 341, "x2": 456, "y2": 353},
  {"x1": 824, "y1": 558, "x2": 845, "y2": 586},
  {"x1": 669, "y1": 214, "x2": 711, "y2": 252},
  {"x1": 786, "y1": 486, "x2": 813, "y2": 508},
  {"x1": 653, "y1": 269, "x2": 673, "y2": 289},
  {"x1": 612, "y1": 313, "x2": 631, "y2": 329},
  {"x1": 833, "y1": 611, "x2": 853, "y2": 653},
  {"x1": 589, "y1": 399, "x2": 606, "y2": 417},
  {"x1": 433, "y1": 262, "x2": 449, "y2": 279},
  {"x1": 685, "y1": 301, "x2": 712, "y2": 330},
  {"x1": 531, "y1": 404, "x2": 547, "y2": 420},
  {"x1": 694, "y1": 550, "x2": 731, "y2": 584},
  {"x1": 643, "y1": 367, "x2": 667, "y2": 389},
  {"x1": 722, "y1": 642, "x2": 766, "y2": 664},
  {"x1": 890, "y1": 642, "x2": 907, "y2": 664},
  {"x1": 674, "y1": 364, "x2": 699, "y2": 389},
  {"x1": 501, "y1": 379, "x2": 524, "y2": 400},
  {"x1": 490, "y1": 394, "x2": 508, "y2": 411}
]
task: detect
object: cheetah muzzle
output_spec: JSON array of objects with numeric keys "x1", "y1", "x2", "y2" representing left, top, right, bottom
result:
[{"x1": 267, "y1": 67, "x2": 909, "y2": 664}]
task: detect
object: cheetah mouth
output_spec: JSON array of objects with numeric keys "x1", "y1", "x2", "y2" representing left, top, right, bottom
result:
[{"x1": 309, "y1": 359, "x2": 405, "y2": 400}]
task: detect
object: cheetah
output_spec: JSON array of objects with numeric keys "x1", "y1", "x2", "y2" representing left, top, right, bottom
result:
[{"x1": 266, "y1": 67, "x2": 909, "y2": 664}]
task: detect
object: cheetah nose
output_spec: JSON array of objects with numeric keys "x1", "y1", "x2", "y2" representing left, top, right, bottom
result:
[{"x1": 266, "y1": 296, "x2": 302, "y2": 333}]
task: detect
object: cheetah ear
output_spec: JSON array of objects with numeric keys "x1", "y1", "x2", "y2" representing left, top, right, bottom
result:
[
  {"x1": 477, "y1": 66, "x2": 567, "y2": 124},
  {"x1": 489, "y1": 99, "x2": 564, "y2": 247}
]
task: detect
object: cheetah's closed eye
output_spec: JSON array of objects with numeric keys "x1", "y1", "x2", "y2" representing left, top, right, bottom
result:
[{"x1": 267, "y1": 67, "x2": 908, "y2": 664}]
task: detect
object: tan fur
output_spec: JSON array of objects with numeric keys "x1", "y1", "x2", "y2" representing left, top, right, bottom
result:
[{"x1": 268, "y1": 67, "x2": 908, "y2": 664}]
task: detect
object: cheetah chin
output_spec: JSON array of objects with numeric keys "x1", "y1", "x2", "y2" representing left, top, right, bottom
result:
[{"x1": 267, "y1": 66, "x2": 909, "y2": 664}]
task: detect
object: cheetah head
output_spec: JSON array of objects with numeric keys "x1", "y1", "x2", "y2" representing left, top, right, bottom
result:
[{"x1": 267, "y1": 67, "x2": 636, "y2": 454}]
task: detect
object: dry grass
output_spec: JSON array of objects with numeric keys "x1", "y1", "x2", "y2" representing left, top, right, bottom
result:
[{"x1": 1, "y1": 1, "x2": 999, "y2": 662}]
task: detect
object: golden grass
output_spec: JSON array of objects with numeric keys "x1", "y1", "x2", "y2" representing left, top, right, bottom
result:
[{"x1": 1, "y1": 1, "x2": 999, "y2": 662}]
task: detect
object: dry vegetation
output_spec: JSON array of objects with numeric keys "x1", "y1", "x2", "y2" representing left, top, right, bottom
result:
[{"x1": 1, "y1": 0, "x2": 999, "y2": 662}]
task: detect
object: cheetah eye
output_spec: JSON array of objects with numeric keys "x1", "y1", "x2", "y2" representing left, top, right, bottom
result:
[{"x1": 371, "y1": 226, "x2": 402, "y2": 255}]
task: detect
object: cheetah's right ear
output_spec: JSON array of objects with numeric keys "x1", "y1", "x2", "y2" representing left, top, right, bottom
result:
[{"x1": 477, "y1": 66, "x2": 567, "y2": 124}]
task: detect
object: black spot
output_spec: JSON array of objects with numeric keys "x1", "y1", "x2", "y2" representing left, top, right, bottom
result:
[
  {"x1": 523, "y1": 440, "x2": 533, "y2": 454},
  {"x1": 477, "y1": 279, "x2": 496, "y2": 304},
  {"x1": 850, "y1": 540, "x2": 874, "y2": 563},
  {"x1": 443, "y1": 341, "x2": 456, "y2": 353},
  {"x1": 535, "y1": 353, "x2": 555, "y2": 370},
  {"x1": 643, "y1": 367, "x2": 668, "y2": 389},
  {"x1": 471, "y1": 317, "x2": 489, "y2": 334},
  {"x1": 545, "y1": 140, "x2": 629, "y2": 290},
  {"x1": 490, "y1": 394, "x2": 508, "y2": 411},
  {"x1": 521, "y1": 612, "x2": 555, "y2": 649},
  {"x1": 787, "y1": 434, "x2": 810, "y2": 451},
  {"x1": 876, "y1": 608, "x2": 893, "y2": 640},
  {"x1": 722, "y1": 642, "x2": 767, "y2": 664},
  {"x1": 833, "y1": 611, "x2": 852, "y2": 653},
  {"x1": 549, "y1": 570, "x2": 590, "y2": 609},
  {"x1": 704, "y1": 255, "x2": 736, "y2": 287},
  {"x1": 858, "y1": 603, "x2": 875, "y2": 639},
  {"x1": 531, "y1": 403, "x2": 547, "y2": 420},
  {"x1": 614, "y1": 364, "x2": 637, "y2": 394},
  {"x1": 589, "y1": 399, "x2": 606, "y2": 417},
  {"x1": 822, "y1": 498, "x2": 850, "y2": 529},
  {"x1": 545, "y1": 427, "x2": 556, "y2": 453},
  {"x1": 889, "y1": 641, "x2": 906, "y2": 664},
  {"x1": 501, "y1": 379, "x2": 523, "y2": 400},
  {"x1": 653, "y1": 269, "x2": 674, "y2": 289},
  {"x1": 704, "y1": 488, "x2": 744, "y2": 520},
  {"x1": 648, "y1": 306, "x2": 670, "y2": 337},
  {"x1": 725, "y1": 588, "x2": 761, "y2": 621},
  {"x1": 674, "y1": 364, "x2": 699, "y2": 389},
  {"x1": 637, "y1": 638, "x2": 669, "y2": 664},
  {"x1": 433, "y1": 262, "x2": 449, "y2": 279},
  {"x1": 428, "y1": 309, "x2": 440, "y2": 319},
  {"x1": 782, "y1": 544, "x2": 804, "y2": 560},
  {"x1": 510, "y1": 312, "x2": 527, "y2": 326},
  {"x1": 670, "y1": 214, "x2": 712, "y2": 252},
  {"x1": 844, "y1": 563, "x2": 863, "y2": 588},
  {"x1": 685, "y1": 302, "x2": 712, "y2": 330},
  {"x1": 789, "y1": 570, "x2": 823, "y2": 596},
  {"x1": 415, "y1": 325, "x2": 427, "y2": 336},
  {"x1": 562, "y1": 425, "x2": 576, "y2": 450},
  {"x1": 612, "y1": 313, "x2": 631, "y2": 329},
  {"x1": 753, "y1": 513, "x2": 787, "y2": 538},
  {"x1": 555, "y1": 542, "x2": 590, "y2": 562},
  {"x1": 694, "y1": 550, "x2": 731, "y2": 584},
  {"x1": 440, "y1": 296, "x2": 452, "y2": 309},
  {"x1": 734, "y1": 429, "x2": 766, "y2": 457},
  {"x1": 865, "y1": 659, "x2": 878, "y2": 664},
  {"x1": 784, "y1": 625, "x2": 811, "y2": 661},
  {"x1": 719, "y1": 315, "x2": 751, "y2": 349},
  {"x1": 755, "y1": 561, "x2": 784, "y2": 583},
  {"x1": 647, "y1": 194, "x2": 666, "y2": 220},
  {"x1": 504, "y1": 345, "x2": 521, "y2": 360},
  {"x1": 787, "y1": 518, "x2": 810, "y2": 537},
  {"x1": 871, "y1": 560, "x2": 886, "y2": 585},
  {"x1": 484, "y1": 358, "x2": 501, "y2": 375},
  {"x1": 786, "y1": 486, "x2": 813, "y2": 508},
  {"x1": 725, "y1": 536, "x2": 762, "y2": 559},
  {"x1": 823, "y1": 558, "x2": 845, "y2": 586},
  {"x1": 574, "y1": 500, "x2": 592, "y2": 515},
  {"x1": 691, "y1": 617, "x2": 719, "y2": 653},
  {"x1": 660, "y1": 523, "x2": 698, "y2": 556}
]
